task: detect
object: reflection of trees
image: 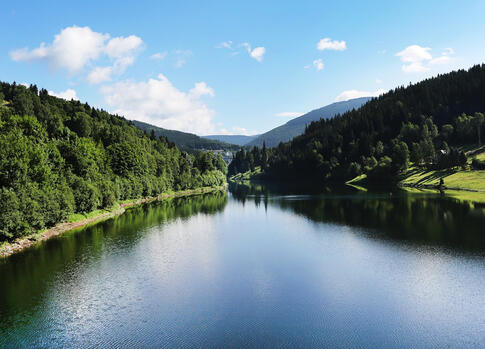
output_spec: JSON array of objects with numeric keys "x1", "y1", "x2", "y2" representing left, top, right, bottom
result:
[
  {"x1": 229, "y1": 182, "x2": 485, "y2": 251},
  {"x1": 0, "y1": 191, "x2": 228, "y2": 322}
]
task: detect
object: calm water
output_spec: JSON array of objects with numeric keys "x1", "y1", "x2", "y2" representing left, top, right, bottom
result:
[{"x1": 2, "y1": 185, "x2": 485, "y2": 348}]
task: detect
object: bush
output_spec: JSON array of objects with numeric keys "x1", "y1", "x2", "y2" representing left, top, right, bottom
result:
[
  {"x1": 0, "y1": 189, "x2": 25, "y2": 239},
  {"x1": 72, "y1": 177, "x2": 100, "y2": 213}
]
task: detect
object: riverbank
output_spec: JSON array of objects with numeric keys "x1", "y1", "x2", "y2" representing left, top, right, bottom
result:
[
  {"x1": 0, "y1": 186, "x2": 226, "y2": 258},
  {"x1": 346, "y1": 165, "x2": 485, "y2": 204}
]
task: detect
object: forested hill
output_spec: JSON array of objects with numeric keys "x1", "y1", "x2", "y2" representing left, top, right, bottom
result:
[
  {"x1": 246, "y1": 97, "x2": 371, "y2": 148},
  {"x1": 0, "y1": 82, "x2": 227, "y2": 241},
  {"x1": 132, "y1": 120, "x2": 240, "y2": 152},
  {"x1": 229, "y1": 64, "x2": 485, "y2": 182}
]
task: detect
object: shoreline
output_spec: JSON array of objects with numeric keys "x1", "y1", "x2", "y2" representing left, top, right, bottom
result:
[{"x1": 0, "y1": 185, "x2": 226, "y2": 259}]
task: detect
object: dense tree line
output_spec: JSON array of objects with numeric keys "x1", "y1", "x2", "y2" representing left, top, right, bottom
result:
[
  {"x1": 0, "y1": 82, "x2": 227, "y2": 241},
  {"x1": 228, "y1": 142, "x2": 270, "y2": 176},
  {"x1": 230, "y1": 64, "x2": 485, "y2": 183}
]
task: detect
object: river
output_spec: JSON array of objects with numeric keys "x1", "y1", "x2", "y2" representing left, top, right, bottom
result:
[{"x1": 1, "y1": 184, "x2": 485, "y2": 347}]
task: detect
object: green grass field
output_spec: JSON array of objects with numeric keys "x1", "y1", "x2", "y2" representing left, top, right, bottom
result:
[
  {"x1": 230, "y1": 166, "x2": 263, "y2": 182},
  {"x1": 400, "y1": 166, "x2": 485, "y2": 191}
]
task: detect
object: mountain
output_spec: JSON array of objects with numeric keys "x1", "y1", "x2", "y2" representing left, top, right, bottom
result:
[
  {"x1": 131, "y1": 120, "x2": 240, "y2": 152},
  {"x1": 230, "y1": 64, "x2": 485, "y2": 182},
  {"x1": 246, "y1": 97, "x2": 371, "y2": 148},
  {"x1": 202, "y1": 134, "x2": 259, "y2": 146}
]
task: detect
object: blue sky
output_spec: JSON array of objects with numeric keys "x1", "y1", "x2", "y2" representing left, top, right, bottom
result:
[{"x1": 1, "y1": 1, "x2": 484, "y2": 135}]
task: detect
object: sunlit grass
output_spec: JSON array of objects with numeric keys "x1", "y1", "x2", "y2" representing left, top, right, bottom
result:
[
  {"x1": 67, "y1": 209, "x2": 110, "y2": 223},
  {"x1": 230, "y1": 166, "x2": 263, "y2": 181},
  {"x1": 401, "y1": 166, "x2": 485, "y2": 191}
]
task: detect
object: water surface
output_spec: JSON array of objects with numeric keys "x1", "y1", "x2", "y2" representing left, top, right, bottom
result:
[{"x1": 1, "y1": 186, "x2": 485, "y2": 348}]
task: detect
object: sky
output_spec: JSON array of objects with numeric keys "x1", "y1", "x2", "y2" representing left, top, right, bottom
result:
[{"x1": 1, "y1": 0, "x2": 485, "y2": 136}]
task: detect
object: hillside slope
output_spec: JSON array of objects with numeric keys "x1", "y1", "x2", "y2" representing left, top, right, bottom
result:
[
  {"x1": 132, "y1": 120, "x2": 240, "y2": 152},
  {"x1": 247, "y1": 97, "x2": 371, "y2": 148},
  {"x1": 229, "y1": 64, "x2": 485, "y2": 184}
]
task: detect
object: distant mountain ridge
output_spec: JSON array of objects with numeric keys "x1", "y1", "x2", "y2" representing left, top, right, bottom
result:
[
  {"x1": 246, "y1": 97, "x2": 371, "y2": 147},
  {"x1": 131, "y1": 120, "x2": 240, "y2": 152},
  {"x1": 202, "y1": 134, "x2": 259, "y2": 146}
]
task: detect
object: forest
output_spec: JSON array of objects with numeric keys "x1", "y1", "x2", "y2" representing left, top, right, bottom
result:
[
  {"x1": 229, "y1": 64, "x2": 485, "y2": 183},
  {"x1": 0, "y1": 82, "x2": 227, "y2": 241}
]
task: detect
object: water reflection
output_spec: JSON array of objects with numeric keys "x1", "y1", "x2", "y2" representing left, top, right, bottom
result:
[
  {"x1": 2, "y1": 186, "x2": 485, "y2": 347},
  {"x1": 0, "y1": 191, "x2": 228, "y2": 334},
  {"x1": 229, "y1": 181, "x2": 485, "y2": 251}
]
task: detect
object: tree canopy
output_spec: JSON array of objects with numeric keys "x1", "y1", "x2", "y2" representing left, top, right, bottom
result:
[
  {"x1": 0, "y1": 82, "x2": 227, "y2": 241},
  {"x1": 230, "y1": 64, "x2": 485, "y2": 183}
]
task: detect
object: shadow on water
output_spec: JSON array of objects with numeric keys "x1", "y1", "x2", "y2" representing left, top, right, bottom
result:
[
  {"x1": 229, "y1": 181, "x2": 485, "y2": 252},
  {"x1": 0, "y1": 191, "x2": 228, "y2": 325}
]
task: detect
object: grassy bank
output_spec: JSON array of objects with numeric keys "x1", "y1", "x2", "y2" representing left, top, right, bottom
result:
[
  {"x1": 229, "y1": 166, "x2": 264, "y2": 182},
  {"x1": 400, "y1": 167, "x2": 485, "y2": 191},
  {"x1": 0, "y1": 186, "x2": 226, "y2": 258},
  {"x1": 346, "y1": 148, "x2": 485, "y2": 204}
]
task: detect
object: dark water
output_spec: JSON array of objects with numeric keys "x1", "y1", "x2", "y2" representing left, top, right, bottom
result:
[{"x1": 2, "y1": 185, "x2": 485, "y2": 348}]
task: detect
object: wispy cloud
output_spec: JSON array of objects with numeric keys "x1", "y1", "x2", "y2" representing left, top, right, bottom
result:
[
  {"x1": 216, "y1": 41, "x2": 233, "y2": 50},
  {"x1": 150, "y1": 51, "x2": 167, "y2": 60},
  {"x1": 218, "y1": 41, "x2": 266, "y2": 62}
]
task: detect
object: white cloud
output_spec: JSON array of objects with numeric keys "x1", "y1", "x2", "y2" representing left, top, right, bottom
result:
[
  {"x1": 317, "y1": 38, "x2": 346, "y2": 51},
  {"x1": 48, "y1": 88, "x2": 79, "y2": 100},
  {"x1": 396, "y1": 45, "x2": 454, "y2": 73},
  {"x1": 275, "y1": 112, "x2": 302, "y2": 118},
  {"x1": 241, "y1": 43, "x2": 266, "y2": 62},
  {"x1": 335, "y1": 89, "x2": 386, "y2": 102},
  {"x1": 220, "y1": 41, "x2": 266, "y2": 61},
  {"x1": 100, "y1": 74, "x2": 216, "y2": 135},
  {"x1": 189, "y1": 82, "x2": 215, "y2": 99},
  {"x1": 10, "y1": 26, "x2": 143, "y2": 83},
  {"x1": 11, "y1": 26, "x2": 108, "y2": 72},
  {"x1": 402, "y1": 62, "x2": 430, "y2": 73},
  {"x1": 304, "y1": 58, "x2": 324, "y2": 71},
  {"x1": 87, "y1": 66, "x2": 113, "y2": 84},
  {"x1": 396, "y1": 45, "x2": 432, "y2": 63},
  {"x1": 430, "y1": 48, "x2": 454, "y2": 66},
  {"x1": 105, "y1": 35, "x2": 142, "y2": 58},
  {"x1": 313, "y1": 58, "x2": 324, "y2": 71},
  {"x1": 150, "y1": 52, "x2": 167, "y2": 60},
  {"x1": 250, "y1": 47, "x2": 266, "y2": 62},
  {"x1": 376, "y1": 78, "x2": 382, "y2": 84},
  {"x1": 429, "y1": 55, "x2": 451, "y2": 65}
]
